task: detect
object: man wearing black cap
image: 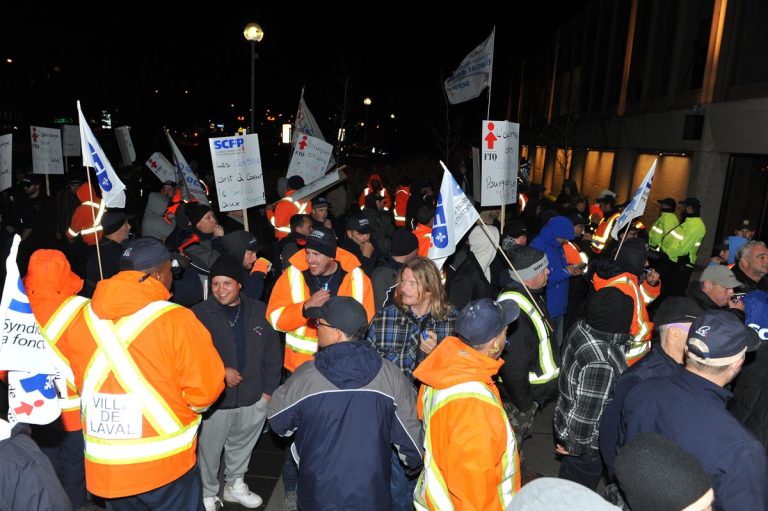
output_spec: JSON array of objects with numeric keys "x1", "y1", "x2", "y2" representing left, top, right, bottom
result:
[
  {"x1": 600, "y1": 297, "x2": 699, "y2": 477},
  {"x1": 555, "y1": 288, "x2": 634, "y2": 489},
  {"x1": 413, "y1": 298, "x2": 521, "y2": 510},
  {"x1": 341, "y1": 213, "x2": 380, "y2": 276},
  {"x1": 193, "y1": 255, "x2": 281, "y2": 510},
  {"x1": 84, "y1": 210, "x2": 131, "y2": 297},
  {"x1": 371, "y1": 230, "x2": 420, "y2": 310},
  {"x1": 659, "y1": 197, "x2": 706, "y2": 296},
  {"x1": 590, "y1": 190, "x2": 620, "y2": 256},
  {"x1": 268, "y1": 297, "x2": 422, "y2": 511},
  {"x1": 222, "y1": 230, "x2": 271, "y2": 301},
  {"x1": 310, "y1": 196, "x2": 332, "y2": 229},
  {"x1": 8, "y1": 175, "x2": 57, "y2": 271},
  {"x1": 57, "y1": 237, "x2": 225, "y2": 509},
  {"x1": 619, "y1": 310, "x2": 767, "y2": 510},
  {"x1": 648, "y1": 197, "x2": 679, "y2": 250},
  {"x1": 267, "y1": 176, "x2": 311, "y2": 241}
]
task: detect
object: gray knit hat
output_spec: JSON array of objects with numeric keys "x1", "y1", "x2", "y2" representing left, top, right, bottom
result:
[
  {"x1": 509, "y1": 246, "x2": 548, "y2": 282},
  {"x1": 615, "y1": 433, "x2": 712, "y2": 511}
]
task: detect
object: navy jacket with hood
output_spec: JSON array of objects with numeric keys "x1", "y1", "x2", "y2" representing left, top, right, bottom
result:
[
  {"x1": 268, "y1": 341, "x2": 423, "y2": 511},
  {"x1": 531, "y1": 216, "x2": 574, "y2": 318}
]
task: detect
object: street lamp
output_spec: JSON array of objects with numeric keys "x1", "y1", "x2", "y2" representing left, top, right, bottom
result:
[
  {"x1": 243, "y1": 22, "x2": 264, "y2": 134},
  {"x1": 363, "y1": 97, "x2": 372, "y2": 146}
]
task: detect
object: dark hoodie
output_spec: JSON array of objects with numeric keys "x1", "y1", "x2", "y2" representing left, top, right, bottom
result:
[{"x1": 268, "y1": 340, "x2": 423, "y2": 511}]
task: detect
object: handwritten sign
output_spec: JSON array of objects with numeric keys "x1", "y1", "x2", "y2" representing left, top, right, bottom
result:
[
  {"x1": 291, "y1": 168, "x2": 347, "y2": 202},
  {"x1": 115, "y1": 126, "x2": 136, "y2": 166},
  {"x1": 61, "y1": 125, "x2": 81, "y2": 157},
  {"x1": 480, "y1": 120, "x2": 519, "y2": 206},
  {"x1": 209, "y1": 133, "x2": 265, "y2": 211},
  {"x1": 145, "y1": 152, "x2": 177, "y2": 184},
  {"x1": 0, "y1": 134, "x2": 11, "y2": 192},
  {"x1": 31, "y1": 126, "x2": 64, "y2": 175},
  {"x1": 287, "y1": 134, "x2": 333, "y2": 185}
]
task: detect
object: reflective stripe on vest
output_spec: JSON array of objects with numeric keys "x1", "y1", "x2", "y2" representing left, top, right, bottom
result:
[
  {"x1": 591, "y1": 213, "x2": 619, "y2": 253},
  {"x1": 498, "y1": 291, "x2": 559, "y2": 384},
  {"x1": 81, "y1": 301, "x2": 196, "y2": 465},
  {"x1": 414, "y1": 381, "x2": 517, "y2": 510},
  {"x1": 270, "y1": 197, "x2": 297, "y2": 233},
  {"x1": 42, "y1": 295, "x2": 90, "y2": 411},
  {"x1": 70, "y1": 201, "x2": 106, "y2": 237},
  {"x1": 606, "y1": 277, "x2": 650, "y2": 359}
]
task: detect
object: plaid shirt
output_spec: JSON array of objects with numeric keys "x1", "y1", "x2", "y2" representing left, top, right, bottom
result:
[
  {"x1": 554, "y1": 320, "x2": 632, "y2": 455},
  {"x1": 367, "y1": 304, "x2": 457, "y2": 383}
]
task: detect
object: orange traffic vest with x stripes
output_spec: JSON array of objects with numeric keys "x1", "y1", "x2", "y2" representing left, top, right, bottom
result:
[
  {"x1": 591, "y1": 211, "x2": 621, "y2": 254},
  {"x1": 593, "y1": 272, "x2": 661, "y2": 366},
  {"x1": 266, "y1": 247, "x2": 375, "y2": 372},
  {"x1": 267, "y1": 190, "x2": 311, "y2": 240},
  {"x1": 67, "y1": 183, "x2": 106, "y2": 246},
  {"x1": 57, "y1": 271, "x2": 224, "y2": 498},
  {"x1": 393, "y1": 185, "x2": 411, "y2": 227}
]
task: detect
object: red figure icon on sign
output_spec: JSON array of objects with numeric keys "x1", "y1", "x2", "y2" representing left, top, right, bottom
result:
[
  {"x1": 31, "y1": 127, "x2": 39, "y2": 143},
  {"x1": 484, "y1": 122, "x2": 497, "y2": 150},
  {"x1": 14, "y1": 399, "x2": 44, "y2": 417},
  {"x1": 299, "y1": 135, "x2": 308, "y2": 151},
  {"x1": 149, "y1": 159, "x2": 157, "y2": 168}
]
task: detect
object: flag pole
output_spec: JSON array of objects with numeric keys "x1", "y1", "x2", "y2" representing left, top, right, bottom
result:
[
  {"x1": 474, "y1": 218, "x2": 553, "y2": 330},
  {"x1": 613, "y1": 223, "x2": 632, "y2": 261},
  {"x1": 486, "y1": 26, "x2": 496, "y2": 120}
]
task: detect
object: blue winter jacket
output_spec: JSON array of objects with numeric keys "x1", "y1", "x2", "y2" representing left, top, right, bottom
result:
[
  {"x1": 267, "y1": 341, "x2": 423, "y2": 511},
  {"x1": 531, "y1": 216, "x2": 574, "y2": 318}
]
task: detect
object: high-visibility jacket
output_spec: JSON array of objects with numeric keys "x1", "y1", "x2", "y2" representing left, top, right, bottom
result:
[
  {"x1": 413, "y1": 336, "x2": 520, "y2": 511},
  {"x1": 563, "y1": 241, "x2": 588, "y2": 266},
  {"x1": 58, "y1": 271, "x2": 225, "y2": 498},
  {"x1": 648, "y1": 211, "x2": 680, "y2": 249},
  {"x1": 498, "y1": 291, "x2": 559, "y2": 385},
  {"x1": 593, "y1": 272, "x2": 660, "y2": 366},
  {"x1": 24, "y1": 249, "x2": 87, "y2": 431},
  {"x1": 67, "y1": 183, "x2": 105, "y2": 246},
  {"x1": 393, "y1": 185, "x2": 411, "y2": 227},
  {"x1": 358, "y1": 174, "x2": 392, "y2": 211},
  {"x1": 413, "y1": 224, "x2": 432, "y2": 257},
  {"x1": 660, "y1": 216, "x2": 706, "y2": 265},
  {"x1": 588, "y1": 203, "x2": 603, "y2": 225},
  {"x1": 591, "y1": 211, "x2": 620, "y2": 254},
  {"x1": 266, "y1": 248, "x2": 375, "y2": 372},
  {"x1": 267, "y1": 190, "x2": 311, "y2": 240}
]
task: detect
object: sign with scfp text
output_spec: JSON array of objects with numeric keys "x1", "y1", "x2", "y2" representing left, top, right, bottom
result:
[{"x1": 209, "y1": 134, "x2": 265, "y2": 211}]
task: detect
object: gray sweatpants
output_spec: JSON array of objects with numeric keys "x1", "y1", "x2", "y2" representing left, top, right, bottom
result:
[{"x1": 197, "y1": 397, "x2": 269, "y2": 498}]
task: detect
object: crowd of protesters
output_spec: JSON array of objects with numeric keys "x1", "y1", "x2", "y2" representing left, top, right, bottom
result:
[{"x1": 0, "y1": 160, "x2": 767, "y2": 511}]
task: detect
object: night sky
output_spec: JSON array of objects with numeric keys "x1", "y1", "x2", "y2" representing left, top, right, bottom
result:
[{"x1": 1, "y1": 5, "x2": 584, "y2": 161}]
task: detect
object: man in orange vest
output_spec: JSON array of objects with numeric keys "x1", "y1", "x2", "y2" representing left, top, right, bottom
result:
[
  {"x1": 591, "y1": 190, "x2": 621, "y2": 256},
  {"x1": 67, "y1": 183, "x2": 105, "y2": 246},
  {"x1": 412, "y1": 206, "x2": 434, "y2": 257},
  {"x1": 358, "y1": 173, "x2": 391, "y2": 211},
  {"x1": 57, "y1": 237, "x2": 225, "y2": 509},
  {"x1": 24, "y1": 249, "x2": 90, "y2": 509},
  {"x1": 393, "y1": 181, "x2": 411, "y2": 227},
  {"x1": 268, "y1": 176, "x2": 312, "y2": 240}
]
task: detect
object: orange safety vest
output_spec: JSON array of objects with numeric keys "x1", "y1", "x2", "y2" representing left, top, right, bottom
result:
[
  {"x1": 591, "y1": 211, "x2": 620, "y2": 254},
  {"x1": 563, "y1": 241, "x2": 587, "y2": 266},
  {"x1": 592, "y1": 272, "x2": 661, "y2": 366},
  {"x1": 58, "y1": 272, "x2": 225, "y2": 498},
  {"x1": 358, "y1": 174, "x2": 392, "y2": 211},
  {"x1": 266, "y1": 248, "x2": 375, "y2": 372},
  {"x1": 393, "y1": 186, "x2": 411, "y2": 227},
  {"x1": 413, "y1": 224, "x2": 433, "y2": 257},
  {"x1": 67, "y1": 184, "x2": 105, "y2": 246},
  {"x1": 267, "y1": 190, "x2": 311, "y2": 240}
]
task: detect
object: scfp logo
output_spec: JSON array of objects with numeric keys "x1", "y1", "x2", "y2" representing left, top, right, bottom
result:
[
  {"x1": 213, "y1": 138, "x2": 245, "y2": 150},
  {"x1": 88, "y1": 143, "x2": 112, "y2": 191}
]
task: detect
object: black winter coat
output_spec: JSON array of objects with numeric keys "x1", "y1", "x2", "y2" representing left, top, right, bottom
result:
[{"x1": 730, "y1": 344, "x2": 768, "y2": 450}]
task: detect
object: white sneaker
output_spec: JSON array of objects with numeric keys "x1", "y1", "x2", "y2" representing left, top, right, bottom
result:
[
  {"x1": 223, "y1": 478, "x2": 263, "y2": 508},
  {"x1": 203, "y1": 495, "x2": 222, "y2": 511}
]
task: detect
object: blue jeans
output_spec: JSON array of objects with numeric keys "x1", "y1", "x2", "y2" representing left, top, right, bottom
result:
[
  {"x1": 106, "y1": 466, "x2": 203, "y2": 511},
  {"x1": 391, "y1": 450, "x2": 418, "y2": 511}
]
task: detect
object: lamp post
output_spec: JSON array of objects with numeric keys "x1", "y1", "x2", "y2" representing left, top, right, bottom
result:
[
  {"x1": 243, "y1": 22, "x2": 264, "y2": 134},
  {"x1": 363, "y1": 97, "x2": 372, "y2": 146}
]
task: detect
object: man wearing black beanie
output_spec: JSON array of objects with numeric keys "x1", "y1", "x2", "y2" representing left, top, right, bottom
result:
[
  {"x1": 192, "y1": 254, "x2": 282, "y2": 510},
  {"x1": 554, "y1": 287, "x2": 633, "y2": 490}
]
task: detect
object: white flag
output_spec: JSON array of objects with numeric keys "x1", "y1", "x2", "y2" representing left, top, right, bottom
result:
[
  {"x1": 291, "y1": 90, "x2": 335, "y2": 172},
  {"x1": 166, "y1": 132, "x2": 209, "y2": 205},
  {"x1": 0, "y1": 236, "x2": 62, "y2": 425},
  {"x1": 429, "y1": 162, "x2": 480, "y2": 269},
  {"x1": 77, "y1": 101, "x2": 126, "y2": 208},
  {"x1": 611, "y1": 159, "x2": 657, "y2": 240},
  {"x1": 444, "y1": 30, "x2": 495, "y2": 105}
]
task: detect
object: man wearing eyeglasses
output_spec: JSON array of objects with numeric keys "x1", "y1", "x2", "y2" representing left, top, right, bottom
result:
[{"x1": 599, "y1": 297, "x2": 700, "y2": 479}]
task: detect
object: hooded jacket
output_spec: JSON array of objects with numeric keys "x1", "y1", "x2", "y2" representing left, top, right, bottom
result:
[
  {"x1": 24, "y1": 250, "x2": 86, "y2": 431},
  {"x1": 141, "y1": 192, "x2": 174, "y2": 241},
  {"x1": 531, "y1": 216, "x2": 574, "y2": 318},
  {"x1": 57, "y1": 270, "x2": 225, "y2": 498},
  {"x1": 358, "y1": 174, "x2": 392, "y2": 210},
  {"x1": 268, "y1": 341, "x2": 422, "y2": 511},
  {"x1": 413, "y1": 336, "x2": 520, "y2": 511},
  {"x1": 266, "y1": 248, "x2": 375, "y2": 372}
]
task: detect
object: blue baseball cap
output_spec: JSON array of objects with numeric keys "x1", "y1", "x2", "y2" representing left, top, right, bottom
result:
[
  {"x1": 686, "y1": 310, "x2": 760, "y2": 366},
  {"x1": 456, "y1": 298, "x2": 520, "y2": 346},
  {"x1": 119, "y1": 238, "x2": 172, "y2": 272}
]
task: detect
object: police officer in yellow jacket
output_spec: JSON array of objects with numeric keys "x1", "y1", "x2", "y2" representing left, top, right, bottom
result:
[
  {"x1": 648, "y1": 197, "x2": 680, "y2": 250},
  {"x1": 660, "y1": 197, "x2": 706, "y2": 296}
]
